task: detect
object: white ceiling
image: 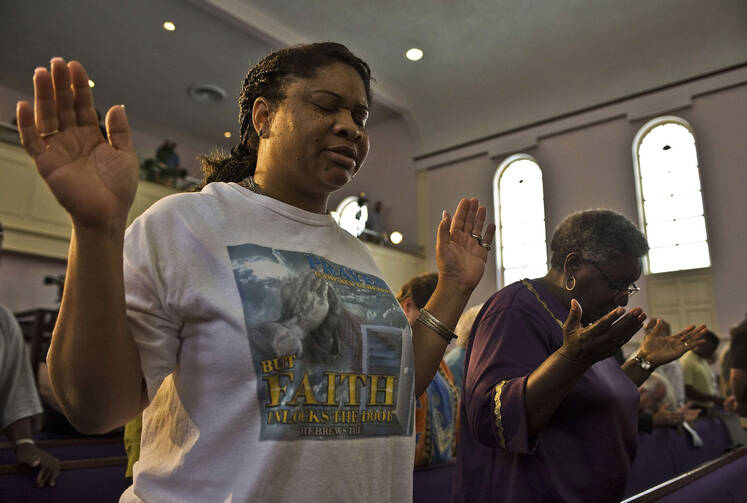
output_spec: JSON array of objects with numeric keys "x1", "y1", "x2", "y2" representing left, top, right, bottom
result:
[{"x1": 1, "y1": 0, "x2": 745, "y2": 158}]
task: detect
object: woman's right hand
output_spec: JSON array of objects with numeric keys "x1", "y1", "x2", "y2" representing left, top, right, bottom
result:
[
  {"x1": 558, "y1": 299, "x2": 646, "y2": 367},
  {"x1": 16, "y1": 58, "x2": 138, "y2": 230}
]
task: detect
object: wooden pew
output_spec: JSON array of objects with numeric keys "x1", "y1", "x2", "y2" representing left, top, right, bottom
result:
[
  {"x1": 0, "y1": 455, "x2": 129, "y2": 502},
  {"x1": 622, "y1": 446, "x2": 747, "y2": 502}
]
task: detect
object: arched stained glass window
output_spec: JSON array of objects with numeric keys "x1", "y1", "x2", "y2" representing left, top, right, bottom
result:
[
  {"x1": 633, "y1": 117, "x2": 710, "y2": 273},
  {"x1": 493, "y1": 154, "x2": 548, "y2": 287}
]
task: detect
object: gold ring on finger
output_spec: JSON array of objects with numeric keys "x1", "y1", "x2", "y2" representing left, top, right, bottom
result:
[{"x1": 40, "y1": 129, "x2": 60, "y2": 138}]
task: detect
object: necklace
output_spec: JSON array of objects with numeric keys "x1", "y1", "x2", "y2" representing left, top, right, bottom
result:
[
  {"x1": 521, "y1": 279, "x2": 563, "y2": 328},
  {"x1": 239, "y1": 175, "x2": 264, "y2": 195},
  {"x1": 238, "y1": 175, "x2": 331, "y2": 214}
]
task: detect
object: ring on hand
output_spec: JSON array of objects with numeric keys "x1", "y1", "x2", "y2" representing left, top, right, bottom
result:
[
  {"x1": 40, "y1": 129, "x2": 60, "y2": 138},
  {"x1": 479, "y1": 241, "x2": 491, "y2": 251},
  {"x1": 684, "y1": 342, "x2": 689, "y2": 348},
  {"x1": 470, "y1": 233, "x2": 482, "y2": 241}
]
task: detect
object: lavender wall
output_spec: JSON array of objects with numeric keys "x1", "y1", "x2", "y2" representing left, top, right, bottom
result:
[
  {"x1": 0, "y1": 252, "x2": 66, "y2": 311},
  {"x1": 420, "y1": 81, "x2": 747, "y2": 333},
  {"x1": 685, "y1": 85, "x2": 747, "y2": 333}
]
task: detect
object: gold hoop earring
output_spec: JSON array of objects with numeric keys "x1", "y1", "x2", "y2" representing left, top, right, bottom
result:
[{"x1": 565, "y1": 275, "x2": 576, "y2": 291}]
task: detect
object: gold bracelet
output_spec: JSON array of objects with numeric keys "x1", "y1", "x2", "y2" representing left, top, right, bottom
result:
[{"x1": 416, "y1": 308, "x2": 457, "y2": 344}]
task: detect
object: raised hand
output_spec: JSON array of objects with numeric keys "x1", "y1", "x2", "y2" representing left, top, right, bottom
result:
[
  {"x1": 16, "y1": 58, "x2": 139, "y2": 229},
  {"x1": 558, "y1": 300, "x2": 646, "y2": 366},
  {"x1": 640, "y1": 320, "x2": 707, "y2": 367},
  {"x1": 436, "y1": 198, "x2": 496, "y2": 294}
]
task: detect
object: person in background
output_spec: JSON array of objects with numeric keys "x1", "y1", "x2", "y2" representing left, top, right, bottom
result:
[
  {"x1": 398, "y1": 273, "x2": 460, "y2": 467},
  {"x1": 0, "y1": 222, "x2": 60, "y2": 488},
  {"x1": 363, "y1": 200, "x2": 384, "y2": 244},
  {"x1": 681, "y1": 331, "x2": 726, "y2": 412},
  {"x1": 444, "y1": 303, "x2": 483, "y2": 391},
  {"x1": 123, "y1": 413, "x2": 141, "y2": 480},
  {"x1": 728, "y1": 314, "x2": 747, "y2": 427},
  {"x1": 638, "y1": 372, "x2": 699, "y2": 432}
]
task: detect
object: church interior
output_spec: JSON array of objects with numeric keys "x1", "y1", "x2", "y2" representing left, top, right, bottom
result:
[{"x1": 0, "y1": 1, "x2": 745, "y2": 501}]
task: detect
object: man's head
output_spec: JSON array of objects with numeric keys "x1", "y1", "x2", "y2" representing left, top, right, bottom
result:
[
  {"x1": 397, "y1": 272, "x2": 438, "y2": 326},
  {"x1": 695, "y1": 330, "x2": 720, "y2": 359},
  {"x1": 639, "y1": 373, "x2": 667, "y2": 412}
]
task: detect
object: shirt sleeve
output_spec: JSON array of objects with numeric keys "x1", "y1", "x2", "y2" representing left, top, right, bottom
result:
[
  {"x1": 462, "y1": 305, "x2": 556, "y2": 454},
  {"x1": 124, "y1": 211, "x2": 184, "y2": 402},
  {"x1": 0, "y1": 307, "x2": 43, "y2": 429},
  {"x1": 680, "y1": 354, "x2": 697, "y2": 387}
]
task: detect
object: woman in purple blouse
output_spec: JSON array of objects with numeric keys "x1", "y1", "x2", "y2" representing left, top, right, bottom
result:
[{"x1": 453, "y1": 209, "x2": 707, "y2": 503}]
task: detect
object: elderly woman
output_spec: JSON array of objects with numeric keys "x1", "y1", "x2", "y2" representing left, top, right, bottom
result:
[
  {"x1": 452, "y1": 209, "x2": 706, "y2": 503},
  {"x1": 17, "y1": 43, "x2": 494, "y2": 502}
]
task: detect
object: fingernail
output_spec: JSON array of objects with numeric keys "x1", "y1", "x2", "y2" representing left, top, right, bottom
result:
[
  {"x1": 34, "y1": 66, "x2": 45, "y2": 74},
  {"x1": 442, "y1": 210, "x2": 447, "y2": 219},
  {"x1": 51, "y1": 57, "x2": 64, "y2": 64},
  {"x1": 120, "y1": 104, "x2": 126, "y2": 110}
]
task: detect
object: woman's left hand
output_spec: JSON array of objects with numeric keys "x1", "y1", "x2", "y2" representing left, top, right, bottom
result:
[
  {"x1": 436, "y1": 198, "x2": 496, "y2": 295},
  {"x1": 640, "y1": 320, "x2": 708, "y2": 367}
]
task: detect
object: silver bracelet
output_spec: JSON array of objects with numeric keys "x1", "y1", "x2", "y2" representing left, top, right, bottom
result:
[{"x1": 416, "y1": 308, "x2": 457, "y2": 344}]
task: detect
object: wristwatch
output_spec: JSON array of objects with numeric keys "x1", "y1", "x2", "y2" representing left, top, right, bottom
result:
[{"x1": 634, "y1": 353, "x2": 654, "y2": 371}]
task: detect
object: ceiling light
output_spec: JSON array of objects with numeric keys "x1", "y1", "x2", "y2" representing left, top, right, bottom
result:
[
  {"x1": 188, "y1": 84, "x2": 226, "y2": 105},
  {"x1": 163, "y1": 21, "x2": 176, "y2": 31},
  {"x1": 390, "y1": 231, "x2": 403, "y2": 244},
  {"x1": 88, "y1": 80, "x2": 95, "y2": 88},
  {"x1": 223, "y1": 131, "x2": 231, "y2": 138},
  {"x1": 405, "y1": 48, "x2": 423, "y2": 61}
]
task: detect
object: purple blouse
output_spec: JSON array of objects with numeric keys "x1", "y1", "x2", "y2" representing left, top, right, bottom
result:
[{"x1": 452, "y1": 280, "x2": 640, "y2": 503}]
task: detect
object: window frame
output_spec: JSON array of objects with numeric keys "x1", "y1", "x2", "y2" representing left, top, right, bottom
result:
[
  {"x1": 631, "y1": 115, "x2": 711, "y2": 275},
  {"x1": 492, "y1": 153, "x2": 548, "y2": 288}
]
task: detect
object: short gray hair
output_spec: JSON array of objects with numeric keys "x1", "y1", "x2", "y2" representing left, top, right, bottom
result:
[
  {"x1": 549, "y1": 209, "x2": 648, "y2": 268},
  {"x1": 455, "y1": 303, "x2": 484, "y2": 348}
]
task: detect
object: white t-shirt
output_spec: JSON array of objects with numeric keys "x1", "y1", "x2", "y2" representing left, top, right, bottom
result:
[
  {"x1": 0, "y1": 304, "x2": 43, "y2": 429},
  {"x1": 120, "y1": 182, "x2": 415, "y2": 503}
]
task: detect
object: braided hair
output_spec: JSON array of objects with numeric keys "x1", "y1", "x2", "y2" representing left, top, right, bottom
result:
[{"x1": 199, "y1": 42, "x2": 372, "y2": 187}]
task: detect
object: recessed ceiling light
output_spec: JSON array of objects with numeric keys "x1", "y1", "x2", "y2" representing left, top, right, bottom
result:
[
  {"x1": 405, "y1": 48, "x2": 423, "y2": 61},
  {"x1": 88, "y1": 80, "x2": 95, "y2": 88},
  {"x1": 390, "y1": 231, "x2": 403, "y2": 244},
  {"x1": 188, "y1": 84, "x2": 226, "y2": 105},
  {"x1": 223, "y1": 131, "x2": 232, "y2": 138},
  {"x1": 163, "y1": 21, "x2": 176, "y2": 31}
]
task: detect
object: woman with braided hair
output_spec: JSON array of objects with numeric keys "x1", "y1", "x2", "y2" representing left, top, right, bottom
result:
[{"x1": 16, "y1": 43, "x2": 495, "y2": 501}]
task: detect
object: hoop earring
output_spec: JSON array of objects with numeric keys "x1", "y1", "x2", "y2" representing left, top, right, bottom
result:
[{"x1": 565, "y1": 275, "x2": 576, "y2": 291}]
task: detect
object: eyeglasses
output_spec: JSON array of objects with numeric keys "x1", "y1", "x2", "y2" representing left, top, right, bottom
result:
[{"x1": 587, "y1": 260, "x2": 640, "y2": 297}]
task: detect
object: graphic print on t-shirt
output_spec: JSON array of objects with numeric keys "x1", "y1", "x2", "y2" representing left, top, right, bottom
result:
[{"x1": 228, "y1": 243, "x2": 414, "y2": 441}]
